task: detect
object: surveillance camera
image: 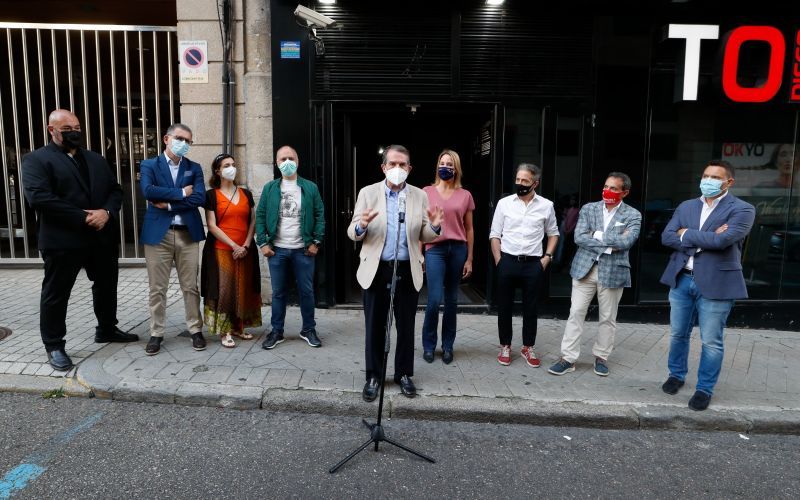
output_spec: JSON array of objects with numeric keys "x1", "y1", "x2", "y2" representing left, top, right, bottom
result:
[{"x1": 294, "y1": 5, "x2": 335, "y2": 29}]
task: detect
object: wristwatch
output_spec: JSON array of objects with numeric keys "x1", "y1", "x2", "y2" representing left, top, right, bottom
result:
[
  {"x1": 544, "y1": 253, "x2": 554, "y2": 258},
  {"x1": 312, "y1": 240, "x2": 322, "y2": 247}
]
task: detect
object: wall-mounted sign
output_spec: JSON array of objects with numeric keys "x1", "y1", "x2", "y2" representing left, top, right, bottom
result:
[
  {"x1": 668, "y1": 24, "x2": 800, "y2": 103},
  {"x1": 179, "y1": 40, "x2": 208, "y2": 83},
  {"x1": 280, "y1": 41, "x2": 301, "y2": 59}
]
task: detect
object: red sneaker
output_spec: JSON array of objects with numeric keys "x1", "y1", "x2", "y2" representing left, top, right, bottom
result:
[
  {"x1": 520, "y1": 346, "x2": 540, "y2": 367},
  {"x1": 497, "y1": 344, "x2": 511, "y2": 366}
]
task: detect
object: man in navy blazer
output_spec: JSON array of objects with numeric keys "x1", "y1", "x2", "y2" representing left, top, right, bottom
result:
[
  {"x1": 660, "y1": 159, "x2": 755, "y2": 411},
  {"x1": 22, "y1": 109, "x2": 138, "y2": 371},
  {"x1": 139, "y1": 123, "x2": 207, "y2": 356}
]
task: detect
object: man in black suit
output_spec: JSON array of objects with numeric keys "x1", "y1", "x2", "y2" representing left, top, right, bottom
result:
[{"x1": 22, "y1": 109, "x2": 138, "y2": 371}]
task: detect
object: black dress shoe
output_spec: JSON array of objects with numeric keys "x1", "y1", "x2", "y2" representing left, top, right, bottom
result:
[
  {"x1": 396, "y1": 375, "x2": 417, "y2": 398},
  {"x1": 145, "y1": 336, "x2": 163, "y2": 356},
  {"x1": 362, "y1": 377, "x2": 379, "y2": 402},
  {"x1": 688, "y1": 390, "x2": 712, "y2": 411},
  {"x1": 191, "y1": 332, "x2": 206, "y2": 351},
  {"x1": 47, "y1": 349, "x2": 73, "y2": 371},
  {"x1": 423, "y1": 350, "x2": 434, "y2": 363},
  {"x1": 442, "y1": 350, "x2": 454, "y2": 364},
  {"x1": 661, "y1": 376, "x2": 685, "y2": 395},
  {"x1": 95, "y1": 327, "x2": 140, "y2": 343}
]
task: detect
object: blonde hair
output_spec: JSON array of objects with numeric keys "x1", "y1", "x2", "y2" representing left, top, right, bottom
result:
[{"x1": 433, "y1": 149, "x2": 463, "y2": 189}]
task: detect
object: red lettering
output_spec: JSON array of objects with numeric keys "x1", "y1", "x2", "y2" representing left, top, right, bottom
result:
[
  {"x1": 722, "y1": 26, "x2": 785, "y2": 103},
  {"x1": 793, "y1": 31, "x2": 800, "y2": 102}
]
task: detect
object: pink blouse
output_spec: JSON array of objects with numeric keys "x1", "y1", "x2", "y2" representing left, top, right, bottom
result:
[{"x1": 423, "y1": 185, "x2": 475, "y2": 250}]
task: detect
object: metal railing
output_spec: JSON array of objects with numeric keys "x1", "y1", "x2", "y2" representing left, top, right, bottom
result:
[{"x1": 0, "y1": 22, "x2": 179, "y2": 262}]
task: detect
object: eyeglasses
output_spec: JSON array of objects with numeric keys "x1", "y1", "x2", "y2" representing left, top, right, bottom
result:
[
  {"x1": 170, "y1": 135, "x2": 193, "y2": 145},
  {"x1": 59, "y1": 127, "x2": 81, "y2": 132}
]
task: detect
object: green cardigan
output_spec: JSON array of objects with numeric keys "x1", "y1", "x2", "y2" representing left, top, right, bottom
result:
[{"x1": 254, "y1": 176, "x2": 325, "y2": 249}]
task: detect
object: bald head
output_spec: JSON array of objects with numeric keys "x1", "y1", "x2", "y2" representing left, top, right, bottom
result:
[
  {"x1": 276, "y1": 145, "x2": 298, "y2": 165},
  {"x1": 48, "y1": 109, "x2": 79, "y2": 126},
  {"x1": 47, "y1": 109, "x2": 82, "y2": 150}
]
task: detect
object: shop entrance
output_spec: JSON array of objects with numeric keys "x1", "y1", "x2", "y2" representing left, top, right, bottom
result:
[{"x1": 320, "y1": 102, "x2": 500, "y2": 305}]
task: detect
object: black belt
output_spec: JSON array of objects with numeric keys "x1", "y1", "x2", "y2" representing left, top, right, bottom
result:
[
  {"x1": 502, "y1": 252, "x2": 539, "y2": 262},
  {"x1": 169, "y1": 224, "x2": 188, "y2": 231},
  {"x1": 380, "y1": 259, "x2": 410, "y2": 267},
  {"x1": 680, "y1": 268, "x2": 694, "y2": 276}
]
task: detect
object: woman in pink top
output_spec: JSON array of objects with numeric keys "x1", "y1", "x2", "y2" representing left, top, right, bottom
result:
[{"x1": 421, "y1": 149, "x2": 475, "y2": 364}]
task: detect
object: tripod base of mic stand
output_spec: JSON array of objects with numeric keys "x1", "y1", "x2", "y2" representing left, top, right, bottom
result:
[{"x1": 328, "y1": 419, "x2": 436, "y2": 473}]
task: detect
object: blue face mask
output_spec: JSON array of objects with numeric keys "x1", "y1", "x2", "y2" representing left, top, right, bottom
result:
[
  {"x1": 278, "y1": 160, "x2": 298, "y2": 177},
  {"x1": 170, "y1": 139, "x2": 190, "y2": 157},
  {"x1": 438, "y1": 167, "x2": 455, "y2": 180},
  {"x1": 699, "y1": 178, "x2": 725, "y2": 197}
]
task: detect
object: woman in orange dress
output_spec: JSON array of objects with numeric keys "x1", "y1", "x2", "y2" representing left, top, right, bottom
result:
[{"x1": 201, "y1": 154, "x2": 262, "y2": 347}]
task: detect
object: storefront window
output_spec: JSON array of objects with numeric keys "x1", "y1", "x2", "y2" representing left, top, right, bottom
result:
[{"x1": 640, "y1": 29, "x2": 799, "y2": 301}]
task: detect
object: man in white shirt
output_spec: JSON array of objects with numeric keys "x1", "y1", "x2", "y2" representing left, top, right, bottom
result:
[
  {"x1": 489, "y1": 163, "x2": 559, "y2": 367},
  {"x1": 548, "y1": 173, "x2": 641, "y2": 377}
]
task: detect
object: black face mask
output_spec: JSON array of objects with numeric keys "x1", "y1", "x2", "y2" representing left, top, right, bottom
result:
[
  {"x1": 515, "y1": 183, "x2": 533, "y2": 196},
  {"x1": 60, "y1": 130, "x2": 82, "y2": 149}
]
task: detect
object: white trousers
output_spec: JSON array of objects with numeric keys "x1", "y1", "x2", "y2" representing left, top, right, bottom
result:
[{"x1": 560, "y1": 265, "x2": 624, "y2": 363}]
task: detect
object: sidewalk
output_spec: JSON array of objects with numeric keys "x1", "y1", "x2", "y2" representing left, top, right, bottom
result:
[{"x1": 1, "y1": 268, "x2": 799, "y2": 433}]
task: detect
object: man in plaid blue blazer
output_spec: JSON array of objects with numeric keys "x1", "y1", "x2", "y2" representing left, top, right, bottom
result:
[{"x1": 549, "y1": 172, "x2": 641, "y2": 377}]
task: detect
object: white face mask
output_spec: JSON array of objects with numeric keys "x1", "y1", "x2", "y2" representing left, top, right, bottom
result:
[
  {"x1": 221, "y1": 166, "x2": 236, "y2": 181},
  {"x1": 385, "y1": 166, "x2": 408, "y2": 186}
]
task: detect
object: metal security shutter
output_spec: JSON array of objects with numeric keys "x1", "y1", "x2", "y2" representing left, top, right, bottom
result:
[
  {"x1": 459, "y1": 11, "x2": 593, "y2": 100},
  {"x1": 312, "y1": 5, "x2": 451, "y2": 99},
  {"x1": 311, "y1": 3, "x2": 593, "y2": 101}
]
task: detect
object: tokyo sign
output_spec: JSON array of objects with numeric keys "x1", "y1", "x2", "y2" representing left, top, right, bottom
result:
[{"x1": 668, "y1": 24, "x2": 800, "y2": 103}]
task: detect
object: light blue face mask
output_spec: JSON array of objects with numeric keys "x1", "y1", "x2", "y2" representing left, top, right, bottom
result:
[
  {"x1": 170, "y1": 139, "x2": 190, "y2": 157},
  {"x1": 699, "y1": 178, "x2": 724, "y2": 197},
  {"x1": 278, "y1": 160, "x2": 298, "y2": 177}
]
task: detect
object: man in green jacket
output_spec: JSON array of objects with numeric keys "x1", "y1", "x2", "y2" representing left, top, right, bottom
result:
[{"x1": 256, "y1": 145, "x2": 325, "y2": 349}]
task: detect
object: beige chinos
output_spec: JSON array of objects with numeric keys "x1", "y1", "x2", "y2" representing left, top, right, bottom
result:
[
  {"x1": 144, "y1": 228, "x2": 203, "y2": 337},
  {"x1": 560, "y1": 264, "x2": 624, "y2": 363}
]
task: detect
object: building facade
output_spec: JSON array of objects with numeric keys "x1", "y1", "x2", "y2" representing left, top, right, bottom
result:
[{"x1": 0, "y1": 1, "x2": 798, "y2": 329}]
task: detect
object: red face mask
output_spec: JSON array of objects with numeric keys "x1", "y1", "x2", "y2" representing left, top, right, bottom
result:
[{"x1": 602, "y1": 189, "x2": 622, "y2": 205}]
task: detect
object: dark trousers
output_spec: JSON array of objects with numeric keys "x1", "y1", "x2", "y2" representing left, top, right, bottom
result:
[
  {"x1": 496, "y1": 252, "x2": 543, "y2": 347},
  {"x1": 40, "y1": 246, "x2": 119, "y2": 351},
  {"x1": 363, "y1": 260, "x2": 419, "y2": 382}
]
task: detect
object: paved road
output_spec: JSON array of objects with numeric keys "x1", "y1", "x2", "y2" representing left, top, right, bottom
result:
[{"x1": 1, "y1": 393, "x2": 798, "y2": 499}]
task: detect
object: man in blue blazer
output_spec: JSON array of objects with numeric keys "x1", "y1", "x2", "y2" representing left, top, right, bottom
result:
[
  {"x1": 659, "y1": 159, "x2": 755, "y2": 411},
  {"x1": 139, "y1": 123, "x2": 207, "y2": 356},
  {"x1": 548, "y1": 172, "x2": 641, "y2": 377}
]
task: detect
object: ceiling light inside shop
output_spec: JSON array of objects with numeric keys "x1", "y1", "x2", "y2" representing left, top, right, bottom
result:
[
  {"x1": 486, "y1": 0, "x2": 505, "y2": 5},
  {"x1": 318, "y1": 0, "x2": 336, "y2": 4}
]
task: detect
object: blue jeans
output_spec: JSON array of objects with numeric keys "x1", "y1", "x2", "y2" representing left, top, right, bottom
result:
[
  {"x1": 267, "y1": 247, "x2": 316, "y2": 333},
  {"x1": 667, "y1": 273, "x2": 734, "y2": 395},
  {"x1": 422, "y1": 241, "x2": 467, "y2": 352}
]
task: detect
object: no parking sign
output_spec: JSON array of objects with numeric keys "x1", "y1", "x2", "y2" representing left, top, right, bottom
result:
[{"x1": 179, "y1": 40, "x2": 208, "y2": 84}]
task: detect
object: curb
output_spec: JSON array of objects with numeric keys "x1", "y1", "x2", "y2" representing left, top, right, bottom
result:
[
  {"x1": 0, "y1": 373, "x2": 92, "y2": 398},
  {"x1": 12, "y1": 359, "x2": 797, "y2": 436}
]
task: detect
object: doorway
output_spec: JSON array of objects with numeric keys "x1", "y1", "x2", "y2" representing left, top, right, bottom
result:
[
  {"x1": 313, "y1": 101, "x2": 592, "y2": 309},
  {"x1": 324, "y1": 102, "x2": 498, "y2": 305}
]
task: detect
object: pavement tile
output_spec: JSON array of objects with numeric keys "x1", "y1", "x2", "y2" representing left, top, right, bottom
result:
[{"x1": 2, "y1": 267, "x2": 800, "y2": 425}]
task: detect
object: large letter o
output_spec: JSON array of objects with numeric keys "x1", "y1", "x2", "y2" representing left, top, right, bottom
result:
[{"x1": 722, "y1": 26, "x2": 785, "y2": 103}]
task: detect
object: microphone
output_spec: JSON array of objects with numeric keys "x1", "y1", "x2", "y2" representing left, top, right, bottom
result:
[{"x1": 398, "y1": 191, "x2": 407, "y2": 223}]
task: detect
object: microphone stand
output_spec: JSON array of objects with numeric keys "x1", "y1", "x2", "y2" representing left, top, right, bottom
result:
[{"x1": 330, "y1": 193, "x2": 436, "y2": 473}]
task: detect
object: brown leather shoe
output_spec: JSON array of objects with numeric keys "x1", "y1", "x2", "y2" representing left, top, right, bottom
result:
[
  {"x1": 191, "y1": 332, "x2": 206, "y2": 351},
  {"x1": 145, "y1": 336, "x2": 162, "y2": 356}
]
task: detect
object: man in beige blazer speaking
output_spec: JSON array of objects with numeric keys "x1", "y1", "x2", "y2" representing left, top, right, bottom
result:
[{"x1": 348, "y1": 144, "x2": 444, "y2": 402}]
